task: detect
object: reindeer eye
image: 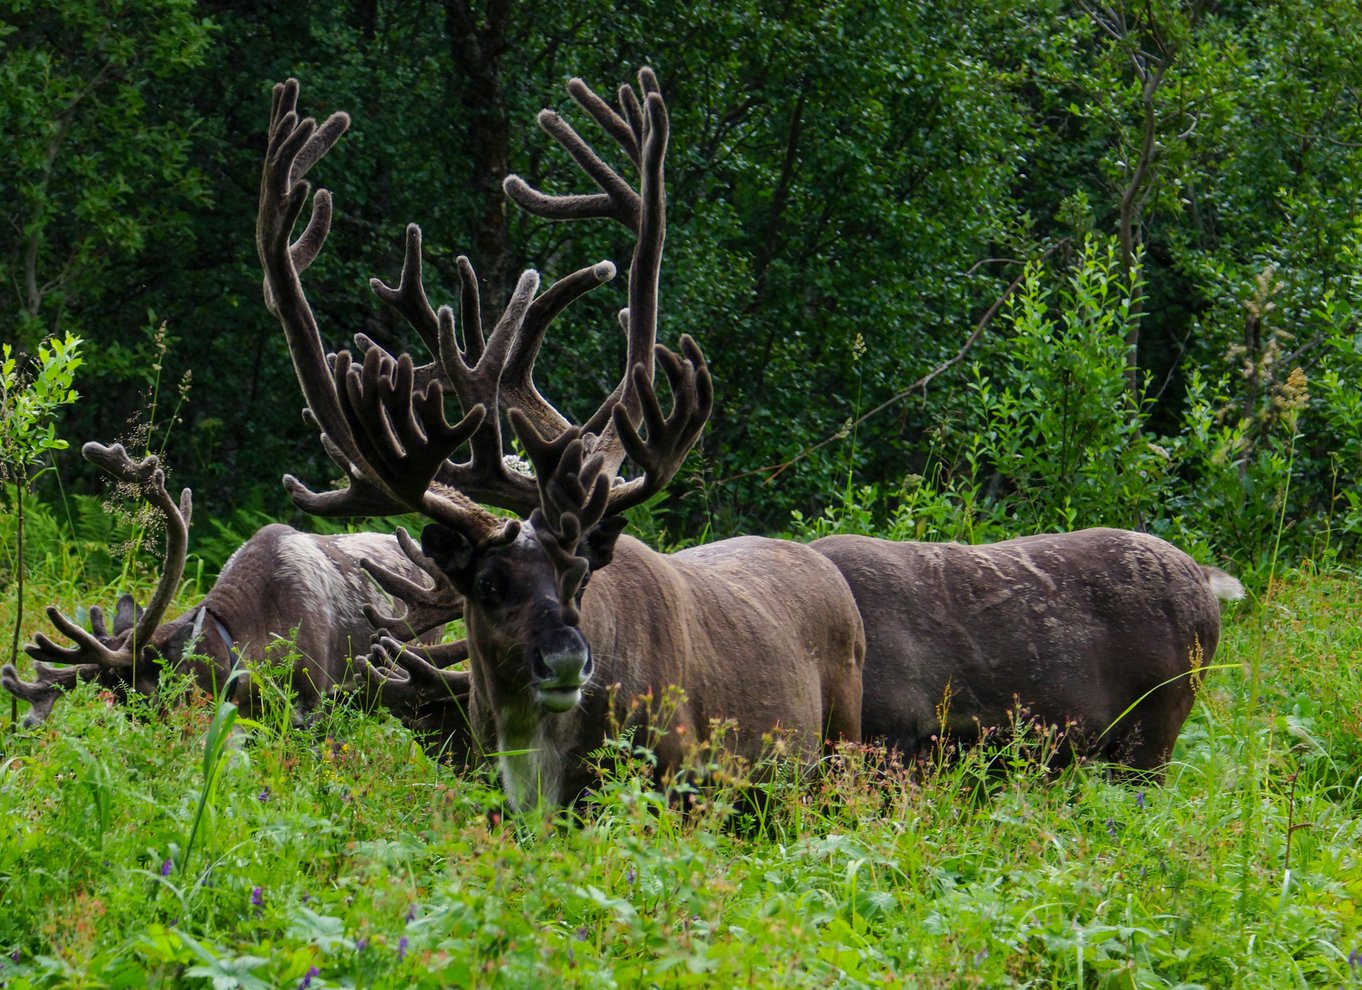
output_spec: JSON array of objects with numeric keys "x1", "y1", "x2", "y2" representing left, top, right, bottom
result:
[{"x1": 476, "y1": 573, "x2": 501, "y2": 603}]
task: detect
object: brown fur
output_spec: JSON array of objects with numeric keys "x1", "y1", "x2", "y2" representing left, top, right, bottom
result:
[
  {"x1": 451, "y1": 530, "x2": 865, "y2": 810},
  {"x1": 811, "y1": 528, "x2": 1242, "y2": 772},
  {"x1": 4, "y1": 525, "x2": 438, "y2": 725}
]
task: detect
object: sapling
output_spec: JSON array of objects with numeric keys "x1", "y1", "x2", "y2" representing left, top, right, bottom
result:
[{"x1": 0, "y1": 332, "x2": 83, "y2": 728}]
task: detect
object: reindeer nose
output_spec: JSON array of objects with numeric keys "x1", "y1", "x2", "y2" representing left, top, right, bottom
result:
[
  {"x1": 533, "y1": 646, "x2": 591, "y2": 685},
  {"x1": 532, "y1": 642, "x2": 592, "y2": 714}
]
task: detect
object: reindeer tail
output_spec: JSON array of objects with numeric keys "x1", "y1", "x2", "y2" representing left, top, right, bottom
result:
[{"x1": 1203, "y1": 566, "x2": 1246, "y2": 602}]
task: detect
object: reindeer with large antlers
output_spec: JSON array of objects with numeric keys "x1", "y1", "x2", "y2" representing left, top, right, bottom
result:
[
  {"x1": 258, "y1": 71, "x2": 865, "y2": 810},
  {"x1": 1, "y1": 442, "x2": 462, "y2": 739}
]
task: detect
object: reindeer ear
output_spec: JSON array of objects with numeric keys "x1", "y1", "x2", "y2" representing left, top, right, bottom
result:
[
  {"x1": 421, "y1": 524, "x2": 477, "y2": 580},
  {"x1": 159, "y1": 612, "x2": 202, "y2": 666},
  {"x1": 580, "y1": 517, "x2": 628, "y2": 573}
]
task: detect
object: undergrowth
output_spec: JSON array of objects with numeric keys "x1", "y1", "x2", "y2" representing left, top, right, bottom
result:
[{"x1": 1, "y1": 564, "x2": 1358, "y2": 988}]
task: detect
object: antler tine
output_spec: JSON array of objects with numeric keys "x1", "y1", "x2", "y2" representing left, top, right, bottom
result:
[
  {"x1": 354, "y1": 636, "x2": 471, "y2": 707},
  {"x1": 504, "y1": 410, "x2": 612, "y2": 620},
  {"x1": 499, "y1": 259, "x2": 617, "y2": 442},
  {"x1": 603, "y1": 334, "x2": 713, "y2": 517},
  {"x1": 27, "y1": 606, "x2": 133, "y2": 669},
  {"x1": 435, "y1": 263, "x2": 531, "y2": 484},
  {"x1": 260, "y1": 79, "x2": 433, "y2": 521},
  {"x1": 365, "y1": 228, "x2": 617, "y2": 517},
  {"x1": 77, "y1": 441, "x2": 192, "y2": 655},
  {"x1": 366, "y1": 223, "x2": 442, "y2": 377},
  {"x1": 359, "y1": 527, "x2": 465, "y2": 639},
  {"x1": 2, "y1": 662, "x2": 99, "y2": 727},
  {"x1": 503, "y1": 68, "x2": 671, "y2": 482}
]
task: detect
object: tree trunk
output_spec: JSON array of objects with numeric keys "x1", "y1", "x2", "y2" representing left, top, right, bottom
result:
[
  {"x1": 443, "y1": 0, "x2": 514, "y2": 328},
  {"x1": 9, "y1": 472, "x2": 25, "y2": 728}
]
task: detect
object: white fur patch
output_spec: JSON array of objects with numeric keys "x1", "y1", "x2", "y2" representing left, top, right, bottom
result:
[
  {"x1": 275, "y1": 535, "x2": 362, "y2": 630},
  {"x1": 497, "y1": 723, "x2": 565, "y2": 811},
  {"x1": 1206, "y1": 569, "x2": 1245, "y2": 602}
]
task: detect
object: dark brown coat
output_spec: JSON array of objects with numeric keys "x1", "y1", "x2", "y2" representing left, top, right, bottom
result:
[{"x1": 811, "y1": 528, "x2": 1243, "y2": 771}]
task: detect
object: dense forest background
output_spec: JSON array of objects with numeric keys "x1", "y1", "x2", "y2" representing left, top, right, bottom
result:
[{"x1": 3, "y1": 0, "x2": 1360, "y2": 576}]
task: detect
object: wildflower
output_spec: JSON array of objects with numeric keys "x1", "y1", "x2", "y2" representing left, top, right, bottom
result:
[
  {"x1": 299, "y1": 965, "x2": 319, "y2": 989},
  {"x1": 405, "y1": 904, "x2": 417, "y2": 923},
  {"x1": 626, "y1": 866, "x2": 636, "y2": 886},
  {"x1": 397, "y1": 936, "x2": 409, "y2": 961},
  {"x1": 1135, "y1": 791, "x2": 1145, "y2": 810},
  {"x1": 258, "y1": 787, "x2": 271, "y2": 803},
  {"x1": 161, "y1": 859, "x2": 173, "y2": 877},
  {"x1": 251, "y1": 886, "x2": 263, "y2": 908},
  {"x1": 1105, "y1": 820, "x2": 1117, "y2": 839},
  {"x1": 1350, "y1": 947, "x2": 1361, "y2": 973},
  {"x1": 356, "y1": 937, "x2": 368, "y2": 953},
  {"x1": 575, "y1": 927, "x2": 589, "y2": 942}
]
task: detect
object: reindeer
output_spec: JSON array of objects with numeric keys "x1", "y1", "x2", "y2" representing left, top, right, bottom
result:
[
  {"x1": 1, "y1": 441, "x2": 464, "y2": 736},
  {"x1": 257, "y1": 71, "x2": 865, "y2": 810},
  {"x1": 810, "y1": 528, "x2": 1245, "y2": 774}
]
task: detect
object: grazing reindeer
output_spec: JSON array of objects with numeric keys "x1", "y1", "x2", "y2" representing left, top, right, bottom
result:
[
  {"x1": 811, "y1": 528, "x2": 1245, "y2": 773},
  {"x1": 257, "y1": 72, "x2": 865, "y2": 810},
  {"x1": 1, "y1": 441, "x2": 449, "y2": 727}
]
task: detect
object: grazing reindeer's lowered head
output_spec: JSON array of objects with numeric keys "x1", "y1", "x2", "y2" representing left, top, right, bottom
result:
[
  {"x1": 3, "y1": 442, "x2": 195, "y2": 723},
  {"x1": 258, "y1": 71, "x2": 865, "y2": 810},
  {"x1": 2, "y1": 442, "x2": 447, "y2": 728}
]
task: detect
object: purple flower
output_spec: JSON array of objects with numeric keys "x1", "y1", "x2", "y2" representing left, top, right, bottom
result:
[
  {"x1": 626, "y1": 867, "x2": 636, "y2": 885},
  {"x1": 299, "y1": 965, "x2": 319, "y2": 989},
  {"x1": 405, "y1": 904, "x2": 417, "y2": 923},
  {"x1": 161, "y1": 859, "x2": 173, "y2": 877},
  {"x1": 250, "y1": 886, "x2": 263, "y2": 908},
  {"x1": 1135, "y1": 791, "x2": 1146, "y2": 810},
  {"x1": 1350, "y1": 947, "x2": 1361, "y2": 972},
  {"x1": 1105, "y1": 820, "x2": 1117, "y2": 839},
  {"x1": 397, "y1": 935, "x2": 409, "y2": 961},
  {"x1": 258, "y1": 787, "x2": 271, "y2": 803},
  {"x1": 9, "y1": 950, "x2": 19, "y2": 962},
  {"x1": 356, "y1": 936, "x2": 368, "y2": 953},
  {"x1": 575, "y1": 926, "x2": 589, "y2": 942}
]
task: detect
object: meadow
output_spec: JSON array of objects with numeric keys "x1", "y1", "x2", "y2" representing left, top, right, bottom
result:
[{"x1": 1, "y1": 553, "x2": 1358, "y2": 989}]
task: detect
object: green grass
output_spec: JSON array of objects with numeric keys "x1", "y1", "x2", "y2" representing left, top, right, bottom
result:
[{"x1": 1, "y1": 566, "x2": 1359, "y2": 989}]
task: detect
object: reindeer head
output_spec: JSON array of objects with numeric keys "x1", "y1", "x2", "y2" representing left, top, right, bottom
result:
[
  {"x1": 1, "y1": 442, "x2": 207, "y2": 726},
  {"x1": 258, "y1": 70, "x2": 710, "y2": 717}
]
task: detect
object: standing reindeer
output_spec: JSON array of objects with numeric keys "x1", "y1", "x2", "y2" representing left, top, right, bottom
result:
[
  {"x1": 811, "y1": 529, "x2": 1245, "y2": 773},
  {"x1": 257, "y1": 71, "x2": 865, "y2": 810},
  {"x1": 1, "y1": 441, "x2": 462, "y2": 734}
]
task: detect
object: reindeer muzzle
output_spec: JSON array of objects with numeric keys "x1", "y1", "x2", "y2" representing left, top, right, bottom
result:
[{"x1": 531, "y1": 643, "x2": 592, "y2": 713}]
